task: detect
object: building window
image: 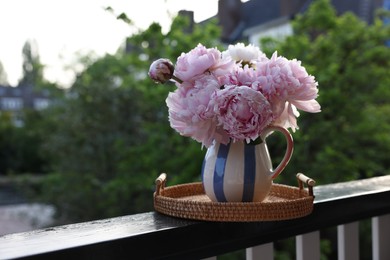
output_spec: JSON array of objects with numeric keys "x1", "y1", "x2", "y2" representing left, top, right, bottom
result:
[
  {"x1": 1, "y1": 97, "x2": 23, "y2": 111},
  {"x1": 12, "y1": 113, "x2": 24, "y2": 127},
  {"x1": 34, "y1": 98, "x2": 50, "y2": 110}
]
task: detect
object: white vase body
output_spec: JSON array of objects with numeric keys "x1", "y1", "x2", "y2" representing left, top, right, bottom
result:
[{"x1": 201, "y1": 126, "x2": 293, "y2": 202}]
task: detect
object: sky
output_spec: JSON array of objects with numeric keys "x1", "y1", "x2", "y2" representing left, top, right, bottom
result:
[{"x1": 0, "y1": 0, "x2": 219, "y2": 87}]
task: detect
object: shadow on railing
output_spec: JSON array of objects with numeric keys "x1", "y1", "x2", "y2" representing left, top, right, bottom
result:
[{"x1": 0, "y1": 175, "x2": 389, "y2": 260}]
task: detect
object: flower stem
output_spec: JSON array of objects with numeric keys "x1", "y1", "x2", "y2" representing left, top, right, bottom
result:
[{"x1": 172, "y1": 75, "x2": 183, "y2": 84}]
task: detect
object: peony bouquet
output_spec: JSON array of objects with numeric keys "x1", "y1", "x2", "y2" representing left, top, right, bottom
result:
[{"x1": 149, "y1": 43, "x2": 321, "y2": 148}]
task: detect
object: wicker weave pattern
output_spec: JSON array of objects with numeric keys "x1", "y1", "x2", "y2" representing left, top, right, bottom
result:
[{"x1": 154, "y1": 174, "x2": 315, "y2": 222}]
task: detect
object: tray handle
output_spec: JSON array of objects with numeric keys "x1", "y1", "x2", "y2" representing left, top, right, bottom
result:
[
  {"x1": 155, "y1": 173, "x2": 167, "y2": 196},
  {"x1": 296, "y1": 173, "x2": 316, "y2": 197}
]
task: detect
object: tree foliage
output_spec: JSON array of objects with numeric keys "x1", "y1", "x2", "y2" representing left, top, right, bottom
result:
[
  {"x1": 19, "y1": 39, "x2": 44, "y2": 86},
  {"x1": 38, "y1": 15, "x2": 222, "y2": 222},
  {"x1": 261, "y1": 0, "x2": 390, "y2": 185},
  {"x1": 10, "y1": 0, "x2": 390, "y2": 226},
  {"x1": 0, "y1": 111, "x2": 49, "y2": 174},
  {"x1": 0, "y1": 61, "x2": 8, "y2": 85}
]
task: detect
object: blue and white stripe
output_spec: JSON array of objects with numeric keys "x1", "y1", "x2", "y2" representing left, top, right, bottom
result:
[{"x1": 201, "y1": 141, "x2": 273, "y2": 202}]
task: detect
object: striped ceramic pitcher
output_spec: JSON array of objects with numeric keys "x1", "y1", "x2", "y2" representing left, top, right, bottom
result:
[{"x1": 201, "y1": 126, "x2": 293, "y2": 202}]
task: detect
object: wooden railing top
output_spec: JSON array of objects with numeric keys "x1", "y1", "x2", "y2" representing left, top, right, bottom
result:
[{"x1": 1, "y1": 175, "x2": 390, "y2": 260}]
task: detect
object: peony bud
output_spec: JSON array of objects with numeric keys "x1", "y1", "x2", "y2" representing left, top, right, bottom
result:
[{"x1": 148, "y1": 58, "x2": 174, "y2": 84}]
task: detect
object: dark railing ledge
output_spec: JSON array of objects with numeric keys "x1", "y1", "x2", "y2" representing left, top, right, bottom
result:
[{"x1": 1, "y1": 175, "x2": 390, "y2": 260}]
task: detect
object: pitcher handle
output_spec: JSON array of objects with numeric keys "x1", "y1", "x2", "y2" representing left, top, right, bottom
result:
[{"x1": 261, "y1": 126, "x2": 294, "y2": 180}]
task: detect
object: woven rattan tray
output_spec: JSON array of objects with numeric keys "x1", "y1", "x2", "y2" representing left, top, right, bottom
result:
[{"x1": 154, "y1": 173, "x2": 315, "y2": 222}]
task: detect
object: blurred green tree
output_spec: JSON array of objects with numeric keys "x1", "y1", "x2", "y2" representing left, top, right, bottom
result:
[
  {"x1": 0, "y1": 110, "x2": 48, "y2": 175},
  {"x1": 0, "y1": 61, "x2": 8, "y2": 85},
  {"x1": 19, "y1": 39, "x2": 44, "y2": 87},
  {"x1": 0, "y1": 39, "x2": 63, "y2": 176},
  {"x1": 36, "y1": 0, "x2": 390, "y2": 224},
  {"x1": 19, "y1": 39, "x2": 63, "y2": 96},
  {"x1": 258, "y1": 2, "x2": 390, "y2": 259},
  {"x1": 261, "y1": 0, "x2": 390, "y2": 185},
  {"x1": 39, "y1": 15, "x2": 222, "y2": 222}
]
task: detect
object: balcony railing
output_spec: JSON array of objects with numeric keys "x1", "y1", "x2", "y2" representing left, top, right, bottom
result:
[{"x1": 0, "y1": 175, "x2": 389, "y2": 260}]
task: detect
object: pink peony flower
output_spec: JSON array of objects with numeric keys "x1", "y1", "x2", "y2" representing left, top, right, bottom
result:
[
  {"x1": 166, "y1": 74, "x2": 228, "y2": 147},
  {"x1": 174, "y1": 44, "x2": 220, "y2": 82},
  {"x1": 148, "y1": 58, "x2": 174, "y2": 84},
  {"x1": 256, "y1": 52, "x2": 321, "y2": 123},
  {"x1": 256, "y1": 52, "x2": 293, "y2": 117},
  {"x1": 218, "y1": 66, "x2": 259, "y2": 88},
  {"x1": 211, "y1": 85, "x2": 273, "y2": 143},
  {"x1": 272, "y1": 102, "x2": 300, "y2": 132},
  {"x1": 149, "y1": 42, "x2": 321, "y2": 145},
  {"x1": 287, "y1": 59, "x2": 321, "y2": 113}
]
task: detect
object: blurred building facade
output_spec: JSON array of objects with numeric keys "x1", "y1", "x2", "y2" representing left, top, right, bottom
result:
[
  {"x1": 216, "y1": 0, "x2": 387, "y2": 44},
  {"x1": 0, "y1": 83, "x2": 50, "y2": 126}
]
